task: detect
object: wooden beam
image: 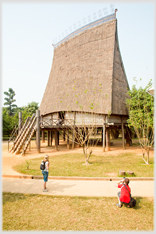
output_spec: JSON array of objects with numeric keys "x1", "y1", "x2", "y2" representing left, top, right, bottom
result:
[
  {"x1": 50, "y1": 131, "x2": 53, "y2": 146},
  {"x1": 75, "y1": 127, "x2": 80, "y2": 148},
  {"x1": 18, "y1": 112, "x2": 22, "y2": 134},
  {"x1": 29, "y1": 140, "x2": 31, "y2": 151},
  {"x1": 103, "y1": 115, "x2": 106, "y2": 152},
  {"x1": 42, "y1": 131, "x2": 45, "y2": 143},
  {"x1": 106, "y1": 127, "x2": 110, "y2": 151},
  {"x1": 58, "y1": 130, "x2": 59, "y2": 145},
  {"x1": 36, "y1": 110, "x2": 40, "y2": 153},
  {"x1": 121, "y1": 116, "x2": 125, "y2": 149},
  {"x1": 72, "y1": 112, "x2": 76, "y2": 149},
  {"x1": 48, "y1": 131, "x2": 50, "y2": 146},
  {"x1": 55, "y1": 129, "x2": 58, "y2": 151},
  {"x1": 63, "y1": 130, "x2": 66, "y2": 141},
  {"x1": 67, "y1": 129, "x2": 70, "y2": 149}
]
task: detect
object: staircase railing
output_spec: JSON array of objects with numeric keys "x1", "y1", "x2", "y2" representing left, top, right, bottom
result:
[
  {"x1": 21, "y1": 120, "x2": 36, "y2": 155},
  {"x1": 10, "y1": 114, "x2": 36, "y2": 154},
  {"x1": 14, "y1": 114, "x2": 36, "y2": 155},
  {"x1": 8, "y1": 120, "x2": 23, "y2": 151}
]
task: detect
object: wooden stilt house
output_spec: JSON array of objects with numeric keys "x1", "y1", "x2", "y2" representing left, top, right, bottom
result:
[{"x1": 39, "y1": 10, "x2": 131, "y2": 151}]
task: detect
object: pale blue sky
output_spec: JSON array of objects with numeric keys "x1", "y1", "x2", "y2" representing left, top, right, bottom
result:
[{"x1": 2, "y1": 1, "x2": 155, "y2": 108}]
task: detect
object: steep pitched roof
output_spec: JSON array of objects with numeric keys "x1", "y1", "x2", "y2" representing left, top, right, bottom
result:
[{"x1": 40, "y1": 15, "x2": 129, "y2": 116}]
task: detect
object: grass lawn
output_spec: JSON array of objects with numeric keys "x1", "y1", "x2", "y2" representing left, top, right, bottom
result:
[
  {"x1": 12, "y1": 152, "x2": 154, "y2": 177},
  {"x1": 2, "y1": 192, "x2": 154, "y2": 231}
]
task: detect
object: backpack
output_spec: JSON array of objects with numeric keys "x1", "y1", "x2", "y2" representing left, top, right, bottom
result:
[
  {"x1": 123, "y1": 184, "x2": 136, "y2": 208},
  {"x1": 40, "y1": 160, "x2": 45, "y2": 170},
  {"x1": 128, "y1": 197, "x2": 136, "y2": 208}
]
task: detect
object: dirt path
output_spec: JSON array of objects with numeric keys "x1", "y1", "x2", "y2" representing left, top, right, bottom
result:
[{"x1": 2, "y1": 139, "x2": 154, "y2": 175}]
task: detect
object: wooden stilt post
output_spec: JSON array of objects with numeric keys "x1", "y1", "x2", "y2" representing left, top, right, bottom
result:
[
  {"x1": 63, "y1": 130, "x2": 65, "y2": 141},
  {"x1": 18, "y1": 112, "x2": 22, "y2": 134},
  {"x1": 29, "y1": 140, "x2": 31, "y2": 151},
  {"x1": 72, "y1": 133, "x2": 75, "y2": 149},
  {"x1": 103, "y1": 115, "x2": 106, "y2": 152},
  {"x1": 75, "y1": 127, "x2": 80, "y2": 148},
  {"x1": 106, "y1": 127, "x2": 110, "y2": 151},
  {"x1": 58, "y1": 131, "x2": 59, "y2": 145},
  {"x1": 50, "y1": 131, "x2": 53, "y2": 146},
  {"x1": 121, "y1": 116, "x2": 125, "y2": 149},
  {"x1": 72, "y1": 112, "x2": 76, "y2": 149},
  {"x1": 67, "y1": 129, "x2": 70, "y2": 149},
  {"x1": 48, "y1": 131, "x2": 50, "y2": 146},
  {"x1": 42, "y1": 131, "x2": 45, "y2": 143},
  {"x1": 55, "y1": 129, "x2": 58, "y2": 151},
  {"x1": 36, "y1": 110, "x2": 40, "y2": 153}
]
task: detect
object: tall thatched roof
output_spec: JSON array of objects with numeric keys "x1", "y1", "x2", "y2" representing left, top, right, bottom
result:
[{"x1": 40, "y1": 13, "x2": 129, "y2": 116}]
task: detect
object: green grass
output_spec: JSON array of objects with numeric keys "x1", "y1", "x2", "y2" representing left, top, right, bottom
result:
[
  {"x1": 2, "y1": 192, "x2": 154, "y2": 231},
  {"x1": 12, "y1": 152, "x2": 154, "y2": 177}
]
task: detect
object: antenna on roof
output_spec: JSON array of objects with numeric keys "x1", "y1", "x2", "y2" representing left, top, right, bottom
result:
[
  {"x1": 53, "y1": 6, "x2": 116, "y2": 48},
  {"x1": 115, "y1": 9, "x2": 118, "y2": 17}
]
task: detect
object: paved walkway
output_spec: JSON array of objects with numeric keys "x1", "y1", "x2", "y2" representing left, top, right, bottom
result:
[
  {"x1": 2, "y1": 141, "x2": 154, "y2": 197},
  {"x1": 3, "y1": 177, "x2": 154, "y2": 197}
]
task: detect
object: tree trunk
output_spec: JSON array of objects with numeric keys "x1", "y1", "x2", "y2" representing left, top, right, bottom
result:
[
  {"x1": 147, "y1": 147, "x2": 150, "y2": 164},
  {"x1": 142, "y1": 147, "x2": 150, "y2": 165},
  {"x1": 85, "y1": 157, "x2": 89, "y2": 165},
  {"x1": 83, "y1": 145, "x2": 90, "y2": 165}
]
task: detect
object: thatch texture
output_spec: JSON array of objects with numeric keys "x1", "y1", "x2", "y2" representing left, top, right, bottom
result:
[{"x1": 40, "y1": 18, "x2": 129, "y2": 116}]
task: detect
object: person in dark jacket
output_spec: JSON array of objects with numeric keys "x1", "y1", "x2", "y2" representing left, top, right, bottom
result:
[{"x1": 116, "y1": 177, "x2": 131, "y2": 208}]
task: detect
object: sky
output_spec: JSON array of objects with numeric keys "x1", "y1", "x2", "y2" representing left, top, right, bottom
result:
[{"x1": 1, "y1": 0, "x2": 155, "y2": 108}]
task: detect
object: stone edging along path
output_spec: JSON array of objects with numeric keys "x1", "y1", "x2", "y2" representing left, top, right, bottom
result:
[
  {"x1": 3, "y1": 141, "x2": 154, "y2": 182},
  {"x1": 2, "y1": 174, "x2": 154, "y2": 181}
]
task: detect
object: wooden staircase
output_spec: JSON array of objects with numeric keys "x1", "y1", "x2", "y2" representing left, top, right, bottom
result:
[{"x1": 9, "y1": 113, "x2": 37, "y2": 155}]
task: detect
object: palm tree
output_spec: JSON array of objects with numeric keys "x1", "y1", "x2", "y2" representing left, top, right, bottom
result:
[{"x1": 4, "y1": 88, "x2": 17, "y2": 116}]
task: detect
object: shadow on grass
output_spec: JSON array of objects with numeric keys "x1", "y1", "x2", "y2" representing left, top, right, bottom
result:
[
  {"x1": 131, "y1": 197, "x2": 142, "y2": 210},
  {"x1": 2, "y1": 192, "x2": 38, "y2": 205},
  {"x1": 122, "y1": 197, "x2": 142, "y2": 210}
]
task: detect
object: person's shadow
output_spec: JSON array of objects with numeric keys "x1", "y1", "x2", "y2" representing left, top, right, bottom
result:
[
  {"x1": 123, "y1": 197, "x2": 142, "y2": 209},
  {"x1": 131, "y1": 197, "x2": 142, "y2": 209},
  {"x1": 48, "y1": 181, "x2": 76, "y2": 194},
  {"x1": 133, "y1": 197, "x2": 142, "y2": 210}
]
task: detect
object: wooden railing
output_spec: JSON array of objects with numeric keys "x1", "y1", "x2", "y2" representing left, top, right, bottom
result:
[
  {"x1": 8, "y1": 120, "x2": 24, "y2": 151},
  {"x1": 40, "y1": 118, "x2": 74, "y2": 128}
]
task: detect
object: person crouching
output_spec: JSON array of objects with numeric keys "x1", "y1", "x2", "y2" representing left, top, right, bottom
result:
[{"x1": 116, "y1": 177, "x2": 131, "y2": 208}]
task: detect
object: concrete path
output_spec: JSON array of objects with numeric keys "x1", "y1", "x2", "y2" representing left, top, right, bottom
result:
[
  {"x1": 3, "y1": 177, "x2": 154, "y2": 197},
  {"x1": 2, "y1": 141, "x2": 154, "y2": 198}
]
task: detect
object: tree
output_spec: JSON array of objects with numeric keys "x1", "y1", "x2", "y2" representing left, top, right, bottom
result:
[
  {"x1": 2, "y1": 107, "x2": 19, "y2": 137},
  {"x1": 57, "y1": 78, "x2": 109, "y2": 165},
  {"x1": 22, "y1": 102, "x2": 39, "y2": 121},
  {"x1": 4, "y1": 88, "x2": 17, "y2": 116},
  {"x1": 126, "y1": 79, "x2": 154, "y2": 164},
  {"x1": 2, "y1": 101, "x2": 39, "y2": 138},
  {"x1": 59, "y1": 112, "x2": 101, "y2": 165}
]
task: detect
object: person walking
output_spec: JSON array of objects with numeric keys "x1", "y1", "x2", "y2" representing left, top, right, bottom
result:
[
  {"x1": 41, "y1": 155, "x2": 50, "y2": 192},
  {"x1": 116, "y1": 177, "x2": 131, "y2": 208}
]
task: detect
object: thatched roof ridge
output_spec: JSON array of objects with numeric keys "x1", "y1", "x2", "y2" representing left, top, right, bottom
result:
[
  {"x1": 53, "y1": 13, "x2": 116, "y2": 49},
  {"x1": 40, "y1": 17, "x2": 129, "y2": 116}
]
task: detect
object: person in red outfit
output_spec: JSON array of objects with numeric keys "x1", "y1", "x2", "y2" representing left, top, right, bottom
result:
[{"x1": 116, "y1": 177, "x2": 131, "y2": 208}]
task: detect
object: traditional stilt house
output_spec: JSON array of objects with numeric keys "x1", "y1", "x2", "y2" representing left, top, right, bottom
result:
[{"x1": 39, "y1": 9, "x2": 131, "y2": 152}]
